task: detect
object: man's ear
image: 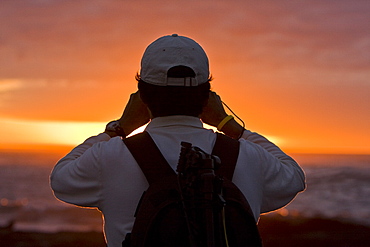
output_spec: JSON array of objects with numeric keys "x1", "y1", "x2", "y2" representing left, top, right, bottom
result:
[{"x1": 202, "y1": 91, "x2": 211, "y2": 107}]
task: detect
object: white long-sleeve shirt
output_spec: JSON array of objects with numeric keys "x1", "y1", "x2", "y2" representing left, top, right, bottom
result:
[{"x1": 50, "y1": 115, "x2": 305, "y2": 247}]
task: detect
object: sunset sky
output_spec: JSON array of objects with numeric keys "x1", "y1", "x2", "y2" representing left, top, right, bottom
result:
[{"x1": 0, "y1": 0, "x2": 369, "y2": 154}]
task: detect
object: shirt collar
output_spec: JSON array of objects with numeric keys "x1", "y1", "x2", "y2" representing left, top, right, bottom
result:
[{"x1": 145, "y1": 115, "x2": 204, "y2": 130}]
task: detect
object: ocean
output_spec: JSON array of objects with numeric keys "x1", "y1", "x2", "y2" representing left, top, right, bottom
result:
[{"x1": 1, "y1": 151, "x2": 370, "y2": 233}]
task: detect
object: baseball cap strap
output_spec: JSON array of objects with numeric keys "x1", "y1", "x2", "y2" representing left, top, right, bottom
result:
[{"x1": 166, "y1": 77, "x2": 198, "y2": 86}]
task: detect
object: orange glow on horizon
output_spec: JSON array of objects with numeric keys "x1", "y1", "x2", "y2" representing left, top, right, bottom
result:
[{"x1": 1, "y1": 116, "x2": 368, "y2": 155}]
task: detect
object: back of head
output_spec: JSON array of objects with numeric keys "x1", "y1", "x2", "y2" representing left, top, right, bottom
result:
[{"x1": 138, "y1": 34, "x2": 211, "y2": 118}]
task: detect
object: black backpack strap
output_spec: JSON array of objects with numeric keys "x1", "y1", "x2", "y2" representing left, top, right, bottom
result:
[
  {"x1": 212, "y1": 133, "x2": 240, "y2": 180},
  {"x1": 123, "y1": 131, "x2": 176, "y2": 184},
  {"x1": 124, "y1": 131, "x2": 239, "y2": 183}
]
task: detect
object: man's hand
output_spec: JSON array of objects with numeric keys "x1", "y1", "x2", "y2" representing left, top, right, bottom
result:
[
  {"x1": 201, "y1": 91, "x2": 228, "y2": 127},
  {"x1": 118, "y1": 91, "x2": 150, "y2": 135},
  {"x1": 201, "y1": 91, "x2": 245, "y2": 139}
]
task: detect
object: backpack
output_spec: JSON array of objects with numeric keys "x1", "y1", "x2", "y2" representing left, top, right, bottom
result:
[{"x1": 122, "y1": 131, "x2": 262, "y2": 247}]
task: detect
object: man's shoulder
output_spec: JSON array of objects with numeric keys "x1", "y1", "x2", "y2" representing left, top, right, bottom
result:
[{"x1": 238, "y1": 138, "x2": 268, "y2": 156}]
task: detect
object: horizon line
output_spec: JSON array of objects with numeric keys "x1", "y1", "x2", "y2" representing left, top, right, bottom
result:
[{"x1": 1, "y1": 143, "x2": 369, "y2": 156}]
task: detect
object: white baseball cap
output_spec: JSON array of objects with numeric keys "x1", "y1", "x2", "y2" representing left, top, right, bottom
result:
[{"x1": 140, "y1": 34, "x2": 209, "y2": 86}]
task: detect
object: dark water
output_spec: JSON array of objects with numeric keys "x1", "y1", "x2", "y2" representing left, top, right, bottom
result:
[{"x1": 1, "y1": 151, "x2": 369, "y2": 233}]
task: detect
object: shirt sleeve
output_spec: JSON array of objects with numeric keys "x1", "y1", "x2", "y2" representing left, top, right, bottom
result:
[
  {"x1": 240, "y1": 130, "x2": 306, "y2": 213},
  {"x1": 50, "y1": 133, "x2": 111, "y2": 208}
]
